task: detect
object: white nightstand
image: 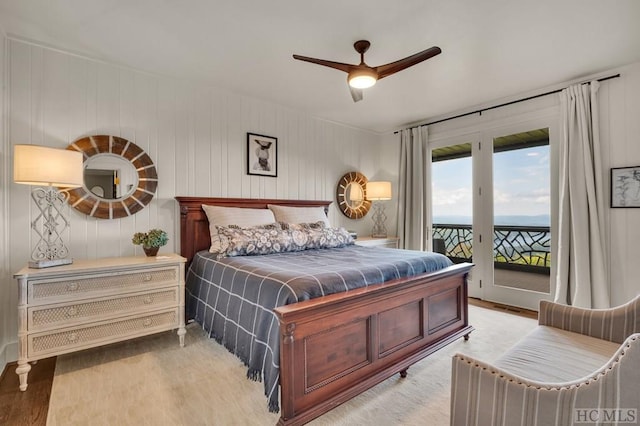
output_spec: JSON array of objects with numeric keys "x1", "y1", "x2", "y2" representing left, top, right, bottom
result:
[
  {"x1": 354, "y1": 236, "x2": 400, "y2": 249},
  {"x1": 13, "y1": 253, "x2": 186, "y2": 391}
]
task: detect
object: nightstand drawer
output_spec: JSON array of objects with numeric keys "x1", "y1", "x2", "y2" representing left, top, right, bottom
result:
[
  {"x1": 28, "y1": 308, "x2": 179, "y2": 358},
  {"x1": 28, "y1": 266, "x2": 179, "y2": 304},
  {"x1": 28, "y1": 287, "x2": 180, "y2": 332}
]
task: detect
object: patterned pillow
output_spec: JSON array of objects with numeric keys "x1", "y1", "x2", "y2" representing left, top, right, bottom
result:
[
  {"x1": 215, "y1": 221, "x2": 355, "y2": 259},
  {"x1": 305, "y1": 226, "x2": 354, "y2": 249},
  {"x1": 279, "y1": 221, "x2": 327, "y2": 251},
  {"x1": 216, "y1": 223, "x2": 288, "y2": 259},
  {"x1": 279, "y1": 221, "x2": 327, "y2": 230},
  {"x1": 282, "y1": 221, "x2": 354, "y2": 250}
]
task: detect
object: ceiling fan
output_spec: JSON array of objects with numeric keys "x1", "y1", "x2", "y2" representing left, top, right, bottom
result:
[{"x1": 293, "y1": 40, "x2": 442, "y2": 102}]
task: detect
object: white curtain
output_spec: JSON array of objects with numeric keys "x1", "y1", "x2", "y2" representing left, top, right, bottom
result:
[
  {"x1": 397, "y1": 127, "x2": 430, "y2": 250},
  {"x1": 555, "y1": 81, "x2": 610, "y2": 308}
]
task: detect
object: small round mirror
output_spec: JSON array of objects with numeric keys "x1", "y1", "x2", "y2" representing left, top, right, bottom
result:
[
  {"x1": 345, "y1": 182, "x2": 364, "y2": 208},
  {"x1": 336, "y1": 171, "x2": 371, "y2": 219},
  {"x1": 83, "y1": 154, "x2": 139, "y2": 200}
]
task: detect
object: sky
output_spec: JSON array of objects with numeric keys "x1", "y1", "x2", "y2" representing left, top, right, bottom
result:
[{"x1": 432, "y1": 144, "x2": 550, "y2": 221}]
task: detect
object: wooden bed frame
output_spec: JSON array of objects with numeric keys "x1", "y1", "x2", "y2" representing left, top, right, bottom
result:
[{"x1": 176, "y1": 196, "x2": 474, "y2": 426}]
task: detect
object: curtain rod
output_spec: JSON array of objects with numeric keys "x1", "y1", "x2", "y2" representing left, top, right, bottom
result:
[{"x1": 394, "y1": 73, "x2": 621, "y2": 134}]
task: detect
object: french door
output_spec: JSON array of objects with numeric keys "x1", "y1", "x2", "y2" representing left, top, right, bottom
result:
[
  {"x1": 430, "y1": 118, "x2": 558, "y2": 310},
  {"x1": 430, "y1": 134, "x2": 481, "y2": 298}
]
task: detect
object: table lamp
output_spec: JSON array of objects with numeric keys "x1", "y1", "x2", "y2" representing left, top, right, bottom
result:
[
  {"x1": 14, "y1": 144, "x2": 84, "y2": 268},
  {"x1": 365, "y1": 181, "x2": 392, "y2": 238}
]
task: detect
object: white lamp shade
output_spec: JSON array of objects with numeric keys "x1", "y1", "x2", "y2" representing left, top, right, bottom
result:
[
  {"x1": 14, "y1": 144, "x2": 84, "y2": 187},
  {"x1": 366, "y1": 181, "x2": 392, "y2": 201}
]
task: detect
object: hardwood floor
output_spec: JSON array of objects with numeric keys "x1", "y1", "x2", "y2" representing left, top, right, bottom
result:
[
  {"x1": 0, "y1": 358, "x2": 55, "y2": 426},
  {"x1": 0, "y1": 300, "x2": 537, "y2": 425}
]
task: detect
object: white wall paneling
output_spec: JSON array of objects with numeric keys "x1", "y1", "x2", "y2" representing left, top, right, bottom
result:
[
  {"x1": 0, "y1": 38, "x2": 383, "y2": 362},
  {"x1": 603, "y1": 63, "x2": 640, "y2": 306}
]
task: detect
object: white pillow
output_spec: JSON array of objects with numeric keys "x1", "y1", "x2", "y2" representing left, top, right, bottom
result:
[
  {"x1": 201, "y1": 205, "x2": 276, "y2": 253},
  {"x1": 267, "y1": 204, "x2": 330, "y2": 226}
]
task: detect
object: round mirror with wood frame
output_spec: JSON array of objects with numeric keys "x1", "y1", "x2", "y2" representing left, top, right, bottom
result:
[
  {"x1": 336, "y1": 171, "x2": 371, "y2": 219},
  {"x1": 65, "y1": 135, "x2": 158, "y2": 219}
]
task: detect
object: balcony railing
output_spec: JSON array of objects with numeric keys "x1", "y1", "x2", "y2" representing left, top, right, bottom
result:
[{"x1": 433, "y1": 223, "x2": 551, "y2": 275}]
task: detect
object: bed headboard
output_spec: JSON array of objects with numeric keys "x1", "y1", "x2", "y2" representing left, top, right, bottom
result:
[{"x1": 175, "y1": 197, "x2": 332, "y2": 265}]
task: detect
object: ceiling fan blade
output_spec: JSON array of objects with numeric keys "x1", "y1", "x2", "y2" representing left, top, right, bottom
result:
[
  {"x1": 349, "y1": 86, "x2": 363, "y2": 102},
  {"x1": 292, "y1": 54, "x2": 354, "y2": 73},
  {"x1": 375, "y1": 46, "x2": 442, "y2": 80}
]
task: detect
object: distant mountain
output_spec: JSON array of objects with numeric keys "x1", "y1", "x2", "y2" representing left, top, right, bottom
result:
[
  {"x1": 494, "y1": 215, "x2": 550, "y2": 226},
  {"x1": 433, "y1": 215, "x2": 550, "y2": 226},
  {"x1": 433, "y1": 215, "x2": 473, "y2": 225}
]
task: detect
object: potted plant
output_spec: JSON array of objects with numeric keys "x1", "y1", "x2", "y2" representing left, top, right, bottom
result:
[{"x1": 132, "y1": 229, "x2": 168, "y2": 257}]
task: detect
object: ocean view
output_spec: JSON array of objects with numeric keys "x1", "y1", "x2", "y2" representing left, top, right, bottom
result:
[{"x1": 433, "y1": 215, "x2": 550, "y2": 227}]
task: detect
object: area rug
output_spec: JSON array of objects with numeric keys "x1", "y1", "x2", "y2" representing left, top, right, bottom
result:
[{"x1": 47, "y1": 304, "x2": 537, "y2": 425}]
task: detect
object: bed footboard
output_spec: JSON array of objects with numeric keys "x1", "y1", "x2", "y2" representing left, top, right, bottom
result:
[{"x1": 274, "y1": 262, "x2": 473, "y2": 426}]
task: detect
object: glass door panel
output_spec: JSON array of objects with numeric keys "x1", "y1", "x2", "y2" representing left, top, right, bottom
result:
[
  {"x1": 482, "y1": 127, "x2": 553, "y2": 310},
  {"x1": 431, "y1": 142, "x2": 478, "y2": 297}
]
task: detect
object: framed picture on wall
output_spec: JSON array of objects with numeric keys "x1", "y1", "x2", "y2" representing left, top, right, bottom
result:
[
  {"x1": 611, "y1": 166, "x2": 640, "y2": 207},
  {"x1": 247, "y1": 133, "x2": 278, "y2": 177}
]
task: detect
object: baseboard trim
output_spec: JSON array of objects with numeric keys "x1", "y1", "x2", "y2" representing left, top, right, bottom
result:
[
  {"x1": 469, "y1": 297, "x2": 538, "y2": 319},
  {"x1": 0, "y1": 340, "x2": 18, "y2": 377},
  {"x1": 0, "y1": 360, "x2": 15, "y2": 386}
]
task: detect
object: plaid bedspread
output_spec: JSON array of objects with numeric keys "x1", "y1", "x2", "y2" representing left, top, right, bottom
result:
[{"x1": 185, "y1": 245, "x2": 453, "y2": 412}]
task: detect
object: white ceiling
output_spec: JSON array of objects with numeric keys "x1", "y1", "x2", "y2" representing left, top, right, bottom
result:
[{"x1": 1, "y1": 0, "x2": 639, "y2": 134}]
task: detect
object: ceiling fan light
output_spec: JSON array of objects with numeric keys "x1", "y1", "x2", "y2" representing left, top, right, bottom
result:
[{"x1": 348, "y1": 69, "x2": 377, "y2": 89}]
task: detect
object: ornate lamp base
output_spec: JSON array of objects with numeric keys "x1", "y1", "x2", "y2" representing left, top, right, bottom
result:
[
  {"x1": 29, "y1": 186, "x2": 74, "y2": 268},
  {"x1": 371, "y1": 202, "x2": 388, "y2": 238}
]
